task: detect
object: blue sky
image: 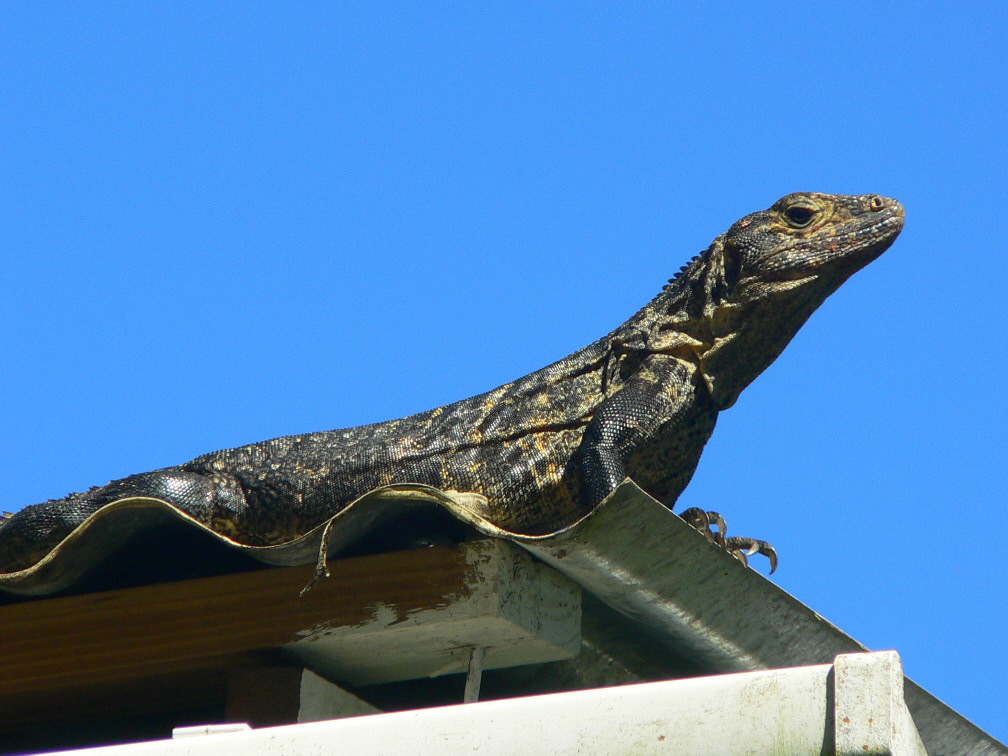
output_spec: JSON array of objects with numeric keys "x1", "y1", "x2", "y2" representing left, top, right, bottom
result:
[{"x1": 2, "y1": 2, "x2": 1005, "y2": 741}]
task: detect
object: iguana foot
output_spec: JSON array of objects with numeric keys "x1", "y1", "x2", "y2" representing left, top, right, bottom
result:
[
  {"x1": 724, "y1": 536, "x2": 778, "y2": 574},
  {"x1": 678, "y1": 507, "x2": 727, "y2": 541},
  {"x1": 678, "y1": 507, "x2": 777, "y2": 573}
]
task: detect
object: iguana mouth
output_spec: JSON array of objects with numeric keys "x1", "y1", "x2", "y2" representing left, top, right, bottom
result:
[{"x1": 843, "y1": 198, "x2": 905, "y2": 259}]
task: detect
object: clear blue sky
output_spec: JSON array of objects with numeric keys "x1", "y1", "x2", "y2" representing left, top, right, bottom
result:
[{"x1": 2, "y1": 2, "x2": 1005, "y2": 742}]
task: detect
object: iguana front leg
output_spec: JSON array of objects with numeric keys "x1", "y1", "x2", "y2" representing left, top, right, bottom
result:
[
  {"x1": 579, "y1": 355, "x2": 697, "y2": 509},
  {"x1": 580, "y1": 354, "x2": 777, "y2": 571}
]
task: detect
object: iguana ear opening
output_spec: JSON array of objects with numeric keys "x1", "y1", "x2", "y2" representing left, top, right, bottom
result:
[{"x1": 722, "y1": 240, "x2": 742, "y2": 291}]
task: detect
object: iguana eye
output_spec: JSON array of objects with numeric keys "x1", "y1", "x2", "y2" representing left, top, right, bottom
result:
[{"x1": 784, "y1": 205, "x2": 816, "y2": 227}]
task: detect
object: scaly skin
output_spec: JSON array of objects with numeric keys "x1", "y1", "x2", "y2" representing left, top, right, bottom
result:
[{"x1": 0, "y1": 193, "x2": 904, "y2": 581}]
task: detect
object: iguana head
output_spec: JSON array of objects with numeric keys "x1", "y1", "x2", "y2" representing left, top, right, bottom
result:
[
  {"x1": 719, "y1": 192, "x2": 904, "y2": 288},
  {"x1": 696, "y1": 192, "x2": 905, "y2": 409}
]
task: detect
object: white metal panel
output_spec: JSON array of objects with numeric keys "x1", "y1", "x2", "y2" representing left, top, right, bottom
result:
[{"x1": 49, "y1": 652, "x2": 926, "y2": 756}]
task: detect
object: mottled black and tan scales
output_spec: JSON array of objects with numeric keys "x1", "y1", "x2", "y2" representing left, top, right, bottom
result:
[{"x1": 0, "y1": 193, "x2": 905, "y2": 582}]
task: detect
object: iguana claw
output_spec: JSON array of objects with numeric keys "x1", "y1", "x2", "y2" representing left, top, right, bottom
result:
[
  {"x1": 678, "y1": 507, "x2": 727, "y2": 541},
  {"x1": 678, "y1": 507, "x2": 777, "y2": 573},
  {"x1": 725, "y1": 536, "x2": 778, "y2": 574}
]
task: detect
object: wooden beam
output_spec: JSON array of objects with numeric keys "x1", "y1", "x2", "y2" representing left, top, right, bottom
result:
[{"x1": 0, "y1": 539, "x2": 579, "y2": 704}]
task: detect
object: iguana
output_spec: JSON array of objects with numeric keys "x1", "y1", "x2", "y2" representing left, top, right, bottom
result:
[{"x1": 0, "y1": 192, "x2": 904, "y2": 589}]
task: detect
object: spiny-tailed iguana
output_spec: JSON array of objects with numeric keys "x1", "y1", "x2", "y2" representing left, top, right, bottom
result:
[{"x1": 0, "y1": 192, "x2": 904, "y2": 587}]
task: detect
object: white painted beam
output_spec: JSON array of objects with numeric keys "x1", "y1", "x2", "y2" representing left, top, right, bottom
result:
[{"x1": 287, "y1": 539, "x2": 581, "y2": 685}]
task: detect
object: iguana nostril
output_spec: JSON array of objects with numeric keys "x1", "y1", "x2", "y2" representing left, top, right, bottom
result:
[{"x1": 870, "y1": 196, "x2": 885, "y2": 211}]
